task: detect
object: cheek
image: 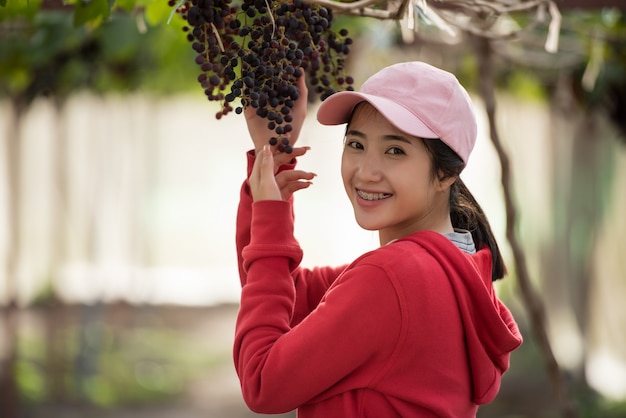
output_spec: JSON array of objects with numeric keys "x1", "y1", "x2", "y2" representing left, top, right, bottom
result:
[
  {"x1": 340, "y1": 153, "x2": 352, "y2": 183},
  {"x1": 397, "y1": 166, "x2": 432, "y2": 195}
]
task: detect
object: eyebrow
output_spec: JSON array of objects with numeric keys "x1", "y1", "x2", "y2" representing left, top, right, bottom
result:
[{"x1": 346, "y1": 129, "x2": 414, "y2": 144}]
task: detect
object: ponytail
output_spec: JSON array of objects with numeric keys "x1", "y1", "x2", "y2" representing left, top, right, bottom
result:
[
  {"x1": 450, "y1": 178, "x2": 506, "y2": 280},
  {"x1": 423, "y1": 139, "x2": 506, "y2": 281}
]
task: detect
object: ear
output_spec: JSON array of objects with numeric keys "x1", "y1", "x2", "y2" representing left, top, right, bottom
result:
[{"x1": 435, "y1": 174, "x2": 457, "y2": 192}]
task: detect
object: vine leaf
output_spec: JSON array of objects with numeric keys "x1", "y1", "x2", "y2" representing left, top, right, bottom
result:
[{"x1": 73, "y1": 0, "x2": 110, "y2": 27}]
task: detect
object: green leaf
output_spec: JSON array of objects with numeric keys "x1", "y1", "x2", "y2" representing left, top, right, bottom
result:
[
  {"x1": 73, "y1": 0, "x2": 110, "y2": 27},
  {"x1": 0, "y1": 0, "x2": 42, "y2": 20},
  {"x1": 144, "y1": 0, "x2": 175, "y2": 27},
  {"x1": 114, "y1": 0, "x2": 135, "y2": 12}
]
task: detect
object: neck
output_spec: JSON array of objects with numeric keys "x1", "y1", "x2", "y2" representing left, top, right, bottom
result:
[{"x1": 378, "y1": 216, "x2": 454, "y2": 246}]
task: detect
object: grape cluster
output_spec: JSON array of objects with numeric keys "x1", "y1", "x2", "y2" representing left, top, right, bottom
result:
[{"x1": 170, "y1": 0, "x2": 354, "y2": 153}]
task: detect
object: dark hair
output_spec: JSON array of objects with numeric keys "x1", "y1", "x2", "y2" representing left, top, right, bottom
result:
[{"x1": 422, "y1": 139, "x2": 507, "y2": 281}]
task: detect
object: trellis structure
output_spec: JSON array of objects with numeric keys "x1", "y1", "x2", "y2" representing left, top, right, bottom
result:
[{"x1": 318, "y1": 0, "x2": 560, "y2": 46}]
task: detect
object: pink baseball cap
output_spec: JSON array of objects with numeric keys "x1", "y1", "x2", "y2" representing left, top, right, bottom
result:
[{"x1": 316, "y1": 61, "x2": 477, "y2": 165}]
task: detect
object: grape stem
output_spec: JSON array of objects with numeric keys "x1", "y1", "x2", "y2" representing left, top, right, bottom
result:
[
  {"x1": 265, "y1": 0, "x2": 276, "y2": 38},
  {"x1": 210, "y1": 22, "x2": 225, "y2": 53},
  {"x1": 167, "y1": 0, "x2": 186, "y2": 25}
]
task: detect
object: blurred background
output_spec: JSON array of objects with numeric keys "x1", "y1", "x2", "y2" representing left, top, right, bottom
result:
[{"x1": 1, "y1": 0, "x2": 626, "y2": 417}]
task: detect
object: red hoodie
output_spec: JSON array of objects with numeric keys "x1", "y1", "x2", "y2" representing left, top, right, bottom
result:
[{"x1": 234, "y1": 152, "x2": 522, "y2": 417}]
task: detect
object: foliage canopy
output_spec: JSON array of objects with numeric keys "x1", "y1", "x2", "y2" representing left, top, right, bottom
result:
[{"x1": 0, "y1": 1, "x2": 624, "y2": 132}]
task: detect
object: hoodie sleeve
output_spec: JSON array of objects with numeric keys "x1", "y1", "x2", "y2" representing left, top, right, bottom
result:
[
  {"x1": 235, "y1": 151, "x2": 347, "y2": 323},
  {"x1": 235, "y1": 199, "x2": 402, "y2": 413}
]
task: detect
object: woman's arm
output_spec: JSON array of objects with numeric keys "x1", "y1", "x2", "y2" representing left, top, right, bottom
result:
[
  {"x1": 235, "y1": 151, "x2": 298, "y2": 284},
  {"x1": 237, "y1": 71, "x2": 310, "y2": 282},
  {"x1": 236, "y1": 151, "x2": 346, "y2": 323},
  {"x1": 234, "y1": 199, "x2": 402, "y2": 413}
]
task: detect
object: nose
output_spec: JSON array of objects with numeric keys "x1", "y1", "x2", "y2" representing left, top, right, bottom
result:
[{"x1": 355, "y1": 149, "x2": 383, "y2": 182}]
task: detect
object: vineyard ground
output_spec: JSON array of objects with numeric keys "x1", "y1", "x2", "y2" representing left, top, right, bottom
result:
[{"x1": 13, "y1": 303, "x2": 557, "y2": 418}]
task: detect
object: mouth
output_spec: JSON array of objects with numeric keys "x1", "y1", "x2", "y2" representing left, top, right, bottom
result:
[{"x1": 356, "y1": 189, "x2": 392, "y2": 201}]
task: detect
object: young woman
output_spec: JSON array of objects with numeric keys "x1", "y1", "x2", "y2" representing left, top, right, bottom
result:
[{"x1": 234, "y1": 61, "x2": 522, "y2": 417}]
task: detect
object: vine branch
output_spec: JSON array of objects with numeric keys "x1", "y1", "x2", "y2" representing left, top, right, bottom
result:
[{"x1": 474, "y1": 35, "x2": 579, "y2": 418}]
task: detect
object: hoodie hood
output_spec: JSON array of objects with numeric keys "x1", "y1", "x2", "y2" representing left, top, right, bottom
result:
[{"x1": 401, "y1": 231, "x2": 523, "y2": 404}]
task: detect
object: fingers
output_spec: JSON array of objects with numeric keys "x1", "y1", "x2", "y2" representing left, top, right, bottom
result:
[
  {"x1": 289, "y1": 146, "x2": 310, "y2": 159},
  {"x1": 272, "y1": 146, "x2": 310, "y2": 168},
  {"x1": 249, "y1": 143, "x2": 263, "y2": 198},
  {"x1": 250, "y1": 145, "x2": 316, "y2": 201},
  {"x1": 259, "y1": 144, "x2": 276, "y2": 181},
  {"x1": 250, "y1": 145, "x2": 282, "y2": 201},
  {"x1": 275, "y1": 169, "x2": 316, "y2": 186},
  {"x1": 295, "y1": 73, "x2": 308, "y2": 106},
  {"x1": 275, "y1": 169, "x2": 316, "y2": 200},
  {"x1": 281, "y1": 181, "x2": 313, "y2": 198}
]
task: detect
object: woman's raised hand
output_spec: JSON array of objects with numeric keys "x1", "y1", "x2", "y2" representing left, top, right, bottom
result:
[
  {"x1": 244, "y1": 74, "x2": 308, "y2": 157},
  {"x1": 249, "y1": 145, "x2": 316, "y2": 202}
]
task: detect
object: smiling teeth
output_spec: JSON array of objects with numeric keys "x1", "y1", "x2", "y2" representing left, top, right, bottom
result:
[{"x1": 357, "y1": 190, "x2": 391, "y2": 201}]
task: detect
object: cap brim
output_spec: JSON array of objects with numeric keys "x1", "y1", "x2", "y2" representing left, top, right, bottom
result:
[{"x1": 316, "y1": 91, "x2": 439, "y2": 140}]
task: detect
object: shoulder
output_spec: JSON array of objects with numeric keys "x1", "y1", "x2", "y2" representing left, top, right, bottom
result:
[
  {"x1": 347, "y1": 230, "x2": 479, "y2": 289},
  {"x1": 340, "y1": 238, "x2": 445, "y2": 294}
]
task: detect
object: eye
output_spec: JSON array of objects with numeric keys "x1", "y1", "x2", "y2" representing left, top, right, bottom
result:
[
  {"x1": 346, "y1": 139, "x2": 364, "y2": 150},
  {"x1": 386, "y1": 146, "x2": 405, "y2": 155}
]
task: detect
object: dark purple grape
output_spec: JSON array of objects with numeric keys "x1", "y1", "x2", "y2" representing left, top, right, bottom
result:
[{"x1": 174, "y1": 0, "x2": 355, "y2": 153}]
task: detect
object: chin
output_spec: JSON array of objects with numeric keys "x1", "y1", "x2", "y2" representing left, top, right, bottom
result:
[
  {"x1": 359, "y1": 225, "x2": 379, "y2": 232},
  {"x1": 354, "y1": 218, "x2": 383, "y2": 232}
]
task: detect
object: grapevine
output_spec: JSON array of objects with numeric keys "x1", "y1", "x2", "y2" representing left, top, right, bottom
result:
[{"x1": 170, "y1": 0, "x2": 355, "y2": 153}]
